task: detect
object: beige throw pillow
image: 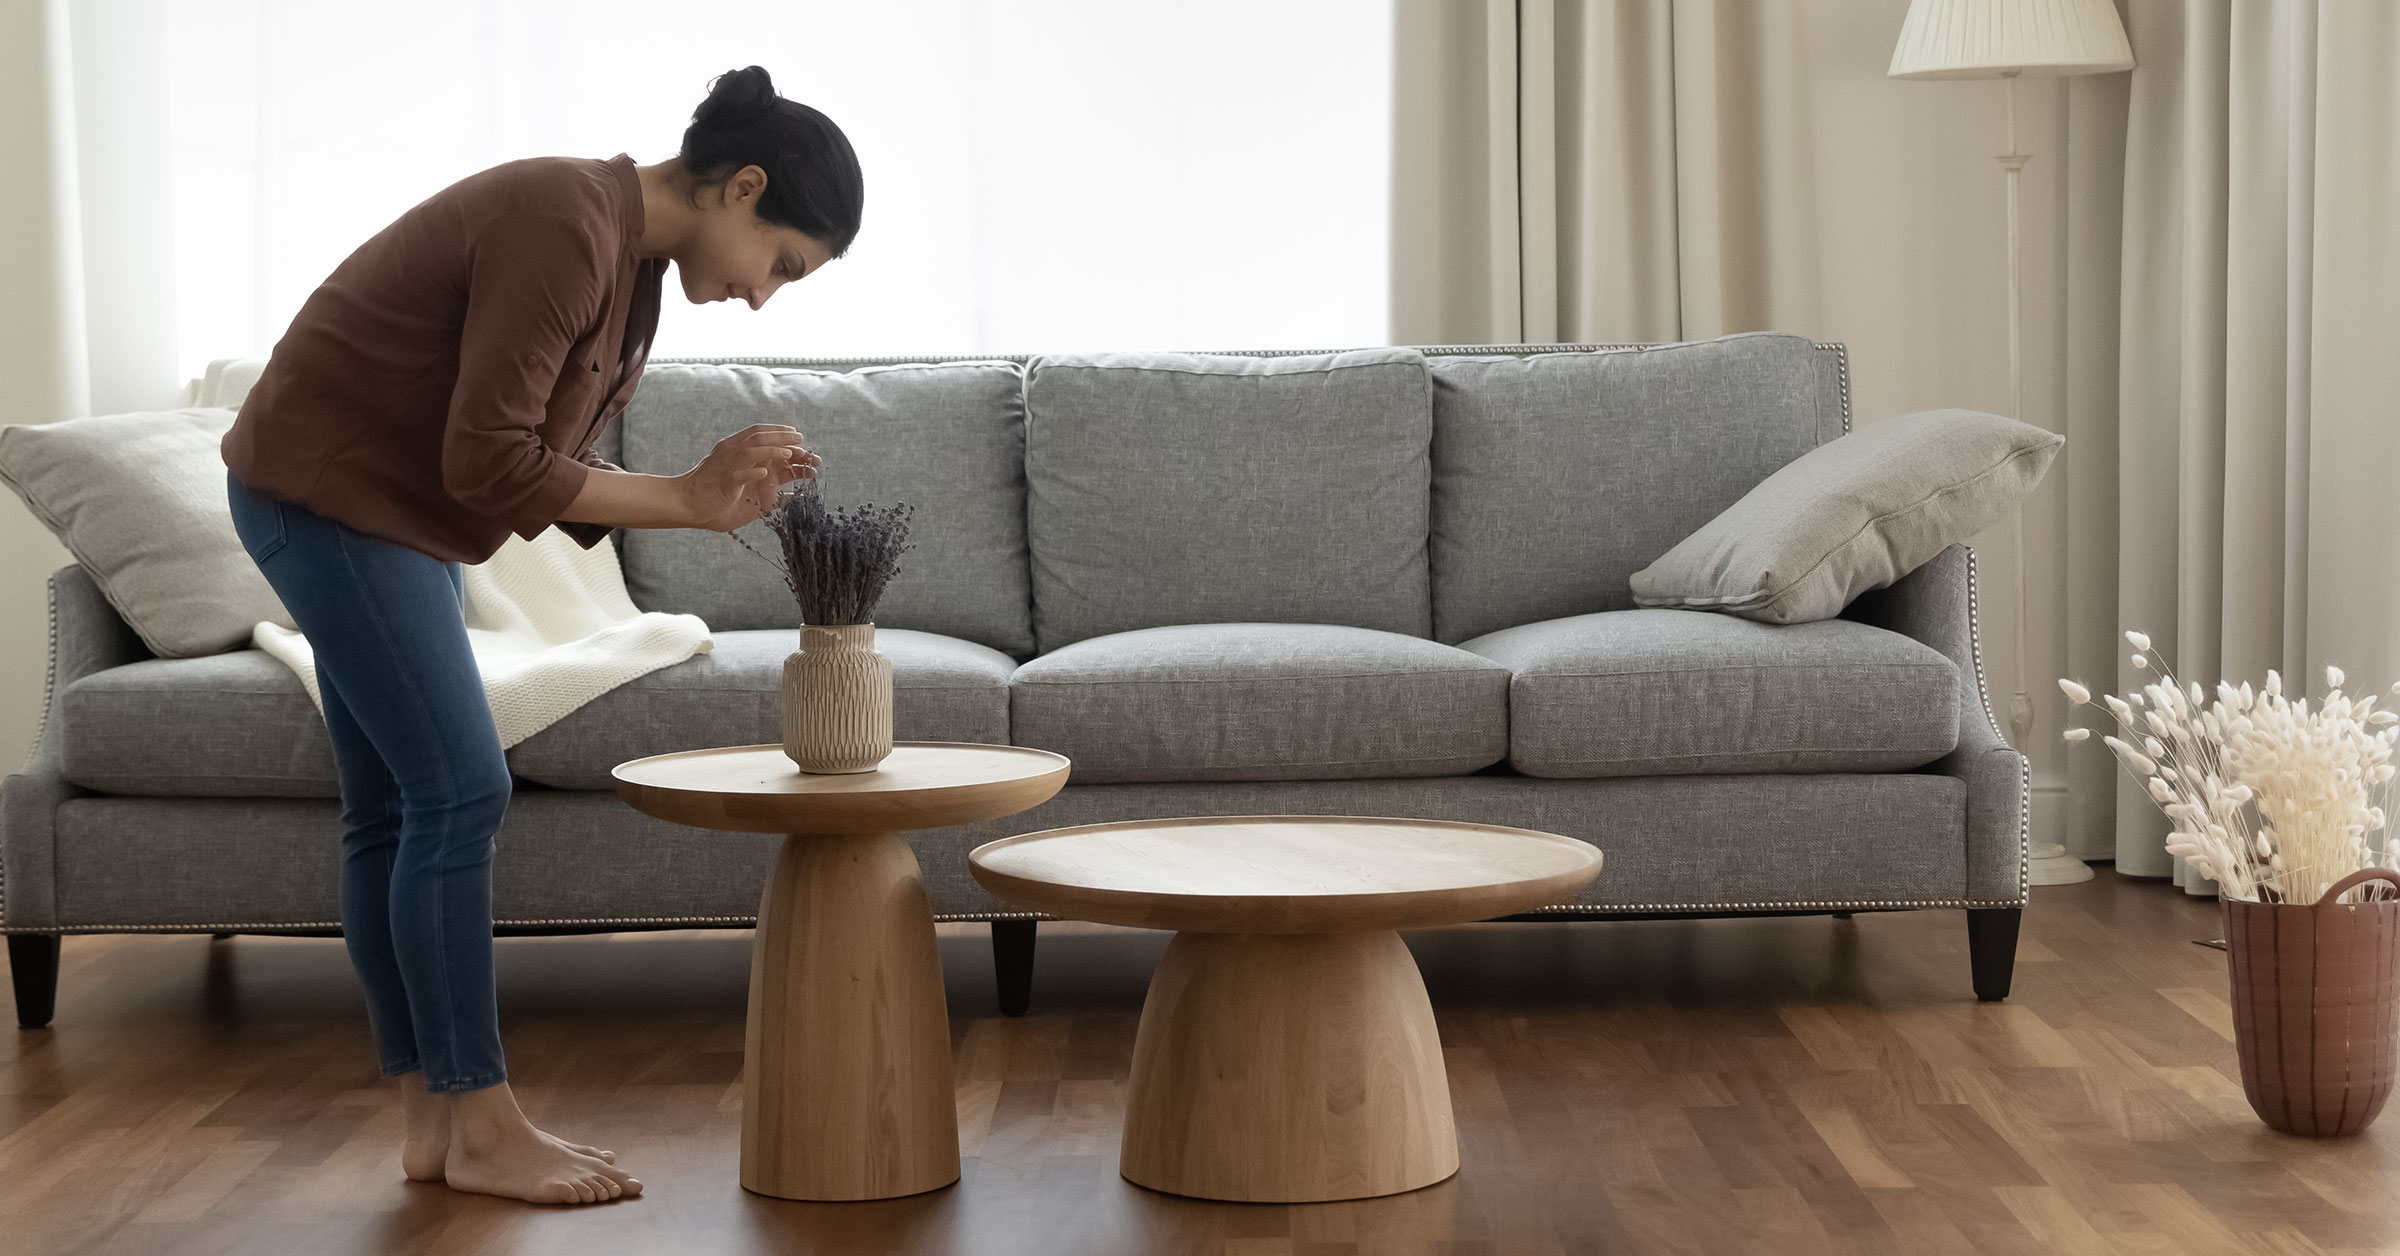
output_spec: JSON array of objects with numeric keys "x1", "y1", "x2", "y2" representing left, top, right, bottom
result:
[
  {"x1": 0, "y1": 406, "x2": 296, "y2": 657},
  {"x1": 1628, "y1": 408, "x2": 2063, "y2": 624}
]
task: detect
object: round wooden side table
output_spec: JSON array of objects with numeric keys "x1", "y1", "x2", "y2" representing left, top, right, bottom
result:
[
  {"x1": 968, "y1": 815, "x2": 1602, "y2": 1203},
  {"x1": 613, "y1": 741, "x2": 1071, "y2": 1201}
]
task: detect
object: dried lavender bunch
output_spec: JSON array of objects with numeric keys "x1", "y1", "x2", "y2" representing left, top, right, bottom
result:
[{"x1": 730, "y1": 476, "x2": 914, "y2": 626}]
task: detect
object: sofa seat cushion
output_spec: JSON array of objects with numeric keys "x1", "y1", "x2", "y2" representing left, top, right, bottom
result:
[
  {"x1": 1008, "y1": 623, "x2": 1509, "y2": 784},
  {"x1": 61, "y1": 629, "x2": 1015, "y2": 797},
  {"x1": 63, "y1": 650, "x2": 337, "y2": 796},
  {"x1": 1460, "y1": 610, "x2": 1959, "y2": 778},
  {"x1": 507, "y1": 628, "x2": 1016, "y2": 789}
]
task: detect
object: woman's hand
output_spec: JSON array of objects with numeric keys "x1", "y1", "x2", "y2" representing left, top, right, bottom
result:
[{"x1": 677, "y1": 425, "x2": 822, "y2": 532}]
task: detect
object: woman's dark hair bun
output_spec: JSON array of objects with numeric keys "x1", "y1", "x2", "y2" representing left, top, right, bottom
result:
[
  {"x1": 695, "y1": 65, "x2": 779, "y2": 130},
  {"x1": 677, "y1": 66, "x2": 866, "y2": 259}
]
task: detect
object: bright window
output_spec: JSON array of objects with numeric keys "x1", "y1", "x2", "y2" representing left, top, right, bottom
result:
[{"x1": 157, "y1": 1, "x2": 1392, "y2": 383}]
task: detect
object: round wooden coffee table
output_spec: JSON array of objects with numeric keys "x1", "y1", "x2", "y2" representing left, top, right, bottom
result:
[
  {"x1": 968, "y1": 815, "x2": 1602, "y2": 1202},
  {"x1": 613, "y1": 742, "x2": 1071, "y2": 1201}
]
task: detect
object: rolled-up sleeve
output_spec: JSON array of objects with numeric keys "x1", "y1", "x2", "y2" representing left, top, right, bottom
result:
[
  {"x1": 443, "y1": 211, "x2": 606, "y2": 539},
  {"x1": 552, "y1": 447, "x2": 624, "y2": 550}
]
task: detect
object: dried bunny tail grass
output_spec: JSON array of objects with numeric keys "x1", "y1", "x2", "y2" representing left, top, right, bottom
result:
[
  {"x1": 2224, "y1": 662, "x2": 2397, "y2": 901},
  {"x1": 2060, "y1": 630, "x2": 2400, "y2": 903}
]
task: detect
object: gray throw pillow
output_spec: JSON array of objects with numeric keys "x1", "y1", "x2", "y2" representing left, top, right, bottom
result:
[
  {"x1": 1628, "y1": 408, "x2": 2062, "y2": 623},
  {"x1": 0, "y1": 406, "x2": 296, "y2": 657}
]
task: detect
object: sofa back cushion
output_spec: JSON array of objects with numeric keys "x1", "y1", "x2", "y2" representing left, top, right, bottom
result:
[
  {"x1": 1023, "y1": 349, "x2": 1434, "y2": 653},
  {"x1": 1427, "y1": 332, "x2": 1848, "y2": 644},
  {"x1": 617, "y1": 361, "x2": 1035, "y2": 657}
]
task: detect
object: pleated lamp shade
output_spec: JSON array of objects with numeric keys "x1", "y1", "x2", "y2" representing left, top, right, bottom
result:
[{"x1": 1888, "y1": 0, "x2": 2134, "y2": 79}]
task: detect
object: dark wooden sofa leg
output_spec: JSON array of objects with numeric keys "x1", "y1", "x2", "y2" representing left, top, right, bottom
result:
[
  {"x1": 992, "y1": 919, "x2": 1036, "y2": 1018},
  {"x1": 9, "y1": 935, "x2": 61, "y2": 1029},
  {"x1": 1967, "y1": 908, "x2": 2021, "y2": 1002}
]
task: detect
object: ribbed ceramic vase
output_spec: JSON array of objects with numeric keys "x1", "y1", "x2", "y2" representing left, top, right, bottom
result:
[
  {"x1": 2223, "y1": 868, "x2": 2400, "y2": 1137},
  {"x1": 781, "y1": 624, "x2": 894, "y2": 774}
]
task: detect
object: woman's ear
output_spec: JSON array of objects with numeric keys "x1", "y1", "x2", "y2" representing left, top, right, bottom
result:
[{"x1": 732, "y1": 164, "x2": 772, "y2": 208}]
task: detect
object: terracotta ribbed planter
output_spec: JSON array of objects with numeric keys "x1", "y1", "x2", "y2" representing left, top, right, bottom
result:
[
  {"x1": 2224, "y1": 868, "x2": 2400, "y2": 1137},
  {"x1": 781, "y1": 624, "x2": 894, "y2": 774}
]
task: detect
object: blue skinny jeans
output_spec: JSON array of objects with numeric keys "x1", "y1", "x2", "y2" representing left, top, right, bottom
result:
[{"x1": 225, "y1": 467, "x2": 511, "y2": 1092}]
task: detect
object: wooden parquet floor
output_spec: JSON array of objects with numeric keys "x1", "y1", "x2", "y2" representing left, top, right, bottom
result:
[{"x1": 3, "y1": 875, "x2": 2397, "y2": 1255}]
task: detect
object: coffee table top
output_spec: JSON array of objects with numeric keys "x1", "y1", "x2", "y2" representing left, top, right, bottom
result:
[
  {"x1": 968, "y1": 816, "x2": 1602, "y2": 934},
  {"x1": 613, "y1": 743, "x2": 1071, "y2": 835}
]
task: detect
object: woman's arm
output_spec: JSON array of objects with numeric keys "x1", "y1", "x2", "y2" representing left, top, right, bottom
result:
[
  {"x1": 555, "y1": 423, "x2": 818, "y2": 533},
  {"x1": 555, "y1": 462, "x2": 698, "y2": 530},
  {"x1": 440, "y1": 214, "x2": 816, "y2": 543},
  {"x1": 443, "y1": 213, "x2": 616, "y2": 538}
]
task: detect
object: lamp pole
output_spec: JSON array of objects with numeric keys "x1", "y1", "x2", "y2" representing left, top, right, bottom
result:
[
  {"x1": 1889, "y1": 0, "x2": 2133, "y2": 891},
  {"x1": 1997, "y1": 73, "x2": 2092, "y2": 885},
  {"x1": 2001, "y1": 73, "x2": 2031, "y2": 752}
]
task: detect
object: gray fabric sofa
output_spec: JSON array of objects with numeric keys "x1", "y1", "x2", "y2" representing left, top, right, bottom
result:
[{"x1": 0, "y1": 332, "x2": 2028, "y2": 1028}]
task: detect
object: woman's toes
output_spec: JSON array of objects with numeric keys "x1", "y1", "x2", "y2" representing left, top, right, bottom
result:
[{"x1": 563, "y1": 1140, "x2": 615, "y2": 1163}]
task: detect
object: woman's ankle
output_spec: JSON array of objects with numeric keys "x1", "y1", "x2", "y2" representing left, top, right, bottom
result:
[{"x1": 447, "y1": 1081, "x2": 536, "y2": 1147}]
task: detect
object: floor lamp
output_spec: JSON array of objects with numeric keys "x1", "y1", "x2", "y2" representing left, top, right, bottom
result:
[{"x1": 1890, "y1": 0, "x2": 2133, "y2": 887}]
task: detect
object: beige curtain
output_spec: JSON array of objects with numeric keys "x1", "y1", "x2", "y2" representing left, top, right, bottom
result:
[
  {"x1": 0, "y1": 0, "x2": 88, "y2": 431},
  {"x1": 1391, "y1": 0, "x2": 1821, "y2": 344},
  {"x1": 2069, "y1": 0, "x2": 2400, "y2": 886},
  {"x1": 0, "y1": 0, "x2": 88, "y2": 778}
]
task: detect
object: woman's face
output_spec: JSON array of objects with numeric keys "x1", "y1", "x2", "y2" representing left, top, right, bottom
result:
[{"x1": 675, "y1": 163, "x2": 837, "y2": 309}]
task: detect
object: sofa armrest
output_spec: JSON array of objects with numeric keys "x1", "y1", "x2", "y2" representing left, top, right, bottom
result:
[
  {"x1": 1842, "y1": 544, "x2": 2027, "y2": 906},
  {"x1": 2, "y1": 564, "x2": 152, "y2": 928}
]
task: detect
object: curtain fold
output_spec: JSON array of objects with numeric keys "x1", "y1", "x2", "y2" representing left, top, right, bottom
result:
[
  {"x1": 2, "y1": 0, "x2": 90, "y2": 429},
  {"x1": 1392, "y1": 0, "x2": 1821, "y2": 344},
  {"x1": 2074, "y1": 0, "x2": 2400, "y2": 887},
  {"x1": 0, "y1": 0, "x2": 90, "y2": 779}
]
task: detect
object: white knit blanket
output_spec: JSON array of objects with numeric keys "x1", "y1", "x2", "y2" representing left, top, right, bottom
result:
[{"x1": 253, "y1": 526, "x2": 713, "y2": 748}]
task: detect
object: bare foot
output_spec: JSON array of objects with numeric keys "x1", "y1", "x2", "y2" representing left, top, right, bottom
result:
[
  {"x1": 399, "y1": 1083, "x2": 616, "y2": 1182},
  {"x1": 446, "y1": 1130, "x2": 637, "y2": 1205},
  {"x1": 444, "y1": 1082, "x2": 642, "y2": 1205},
  {"x1": 446, "y1": 1128, "x2": 638, "y2": 1210}
]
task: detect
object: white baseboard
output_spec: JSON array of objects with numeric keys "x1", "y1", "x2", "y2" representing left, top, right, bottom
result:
[
  {"x1": 2029, "y1": 771, "x2": 2098, "y2": 860},
  {"x1": 2035, "y1": 768, "x2": 2073, "y2": 854}
]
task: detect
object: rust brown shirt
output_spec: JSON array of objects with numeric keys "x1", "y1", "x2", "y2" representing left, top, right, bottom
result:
[{"x1": 221, "y1": 152, "x2": 664, "y2": 564}]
